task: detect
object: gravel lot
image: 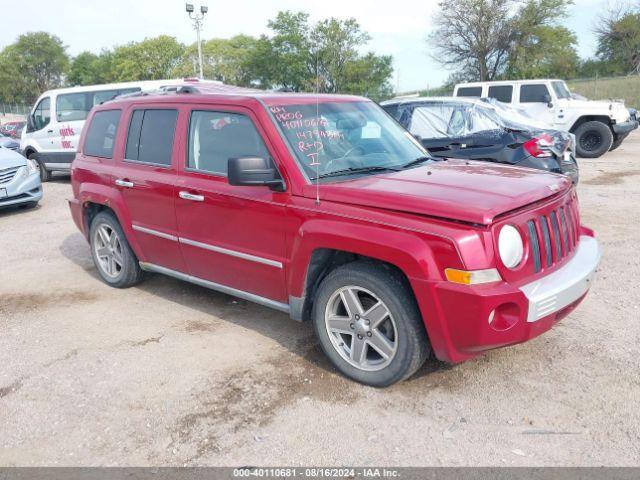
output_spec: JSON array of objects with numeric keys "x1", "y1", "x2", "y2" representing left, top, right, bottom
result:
[{"x1": 1, "y1": 132, "x2": 639, "y2": 467}]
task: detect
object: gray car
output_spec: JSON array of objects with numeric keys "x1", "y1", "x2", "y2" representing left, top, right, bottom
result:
[{"x1": 0, "y1": 146, "x2": 43, "y2": 209}]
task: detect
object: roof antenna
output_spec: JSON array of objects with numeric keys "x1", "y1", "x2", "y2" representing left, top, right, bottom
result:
[{"x1": 314, "y1": 45, "x2": 321, "y2": 206}]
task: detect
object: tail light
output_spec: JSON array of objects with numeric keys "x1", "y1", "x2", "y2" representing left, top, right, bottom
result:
[{"x1": 524, "y1": 133, "x2": 554, "y2": 158}]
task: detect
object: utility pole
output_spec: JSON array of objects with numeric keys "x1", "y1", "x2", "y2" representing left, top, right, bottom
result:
[{"x1": 185, "y1": 3, "x2": 208, "y2": 79}]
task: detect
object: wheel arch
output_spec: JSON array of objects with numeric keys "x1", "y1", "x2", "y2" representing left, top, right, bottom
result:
[
  {"x1": 569, "y1": 115, "x2": 612, "y2": 133},
  {"x1": 287, "y1": 219, "x2": 456, "y2": 324},
  {"x1": 77, "y1": 185, "x2": 145, "y2": 261}
]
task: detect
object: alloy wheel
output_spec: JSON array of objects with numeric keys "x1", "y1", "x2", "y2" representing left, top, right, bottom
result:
[
  {"x1": 93, "y1": 224, "x2": 124, "y2": 279},
  {"x1": 324, "y1": 286, "x2": 398, "y2": 371}
]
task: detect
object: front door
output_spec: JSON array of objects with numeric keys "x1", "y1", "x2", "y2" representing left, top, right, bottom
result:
[
  {"x1": 517, "y1": 83, "x2": 556, "y2": 126},
  {"x1": 111, "y1": 106, "x2": 186, "y2": 273},
  {"x1": 175, "y1": 106, "x2": 288, "y2": 303}
]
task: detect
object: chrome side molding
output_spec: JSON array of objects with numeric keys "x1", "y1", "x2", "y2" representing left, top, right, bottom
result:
[
  {"x1": 179, "y1": 237, "x2": 283, "y2": 269},
  {"x1": 139, "y1": 262, "x2": 290, "y2": 314}
]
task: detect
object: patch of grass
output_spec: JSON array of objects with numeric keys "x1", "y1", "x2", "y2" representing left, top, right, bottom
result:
[{"x1": 567, "y1": 76, "x2": 640, "y2": 109}]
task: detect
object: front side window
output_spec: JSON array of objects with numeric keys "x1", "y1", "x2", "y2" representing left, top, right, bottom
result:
[
  {"x1": 84, "y1": 110, "x2": 121, "y2": 158},
  {"x1": 551, "y1": 81, "x2": 571, "y2": 100},
  {"x1": 125, "y1": 109, "x2": 178, "y2": 166},
  {"x1": 456, "y1": 87, "x2": 482, "y2": 97},
  {"x1": 269, "y1": 101, "x2": 428, "y2": 181},
  {"x1": 487, "y1": 85, "x2": 513, "y2": 103},
  {"x1": 187, "y1": 110, "x2": 271, "y2": 175},
  {"x1": 33, "y1": 97, "x2": 51, "y2": 131},
  {"x1": 520, "y1": 84, "x2": 551, "y2": 103}
]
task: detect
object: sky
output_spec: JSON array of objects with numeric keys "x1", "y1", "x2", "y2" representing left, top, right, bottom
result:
[{"x1": 1, "y1": 0, "x2": 614, "y2": 92}]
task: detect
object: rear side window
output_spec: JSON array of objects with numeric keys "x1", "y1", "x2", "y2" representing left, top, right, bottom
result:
[
  {"x1": 456, "y1": 87, "x2": 482, "y2": 97},
  {"x1": 520, "y1": 84, "x2": 550, "y2": 103},
  {"x1": 84, "y1": 110, "x2": 121, "y2": 158},
  {"x1": 125, "y1": 109, "x2": 178, "y2": 166},
  {"x1": 487, "y1": 85, "x2": 513, "y2": 103},
  {"x1": 57, "y1": 88, "x2": 143, "y2": 122}
]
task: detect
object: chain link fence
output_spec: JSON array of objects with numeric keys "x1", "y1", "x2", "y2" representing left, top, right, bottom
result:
[{"x1": 0, "y1": 103, "x2": 31, "y2": 117}]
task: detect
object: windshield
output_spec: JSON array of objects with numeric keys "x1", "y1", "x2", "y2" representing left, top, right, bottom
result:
[
  {"x1": 551, "y1": 81, "x2": 572, "y2": 100},
  {"x1": 269, "y1": 101, "x2": 429, "y2": 180}
]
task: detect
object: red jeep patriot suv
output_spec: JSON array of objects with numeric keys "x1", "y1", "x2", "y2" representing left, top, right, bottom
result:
[{"x1": 69, "y1": 87, "x2": 601, "y2": 386}]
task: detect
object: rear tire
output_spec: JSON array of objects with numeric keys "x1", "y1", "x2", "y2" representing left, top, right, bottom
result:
[
  {"x1": 29, "y1": 153, "x2": 51, "y2": 182},
  {"x1": 89, "y1": 211, "x2": 144, "y2": 288},
  {"x1": 574, "y1": 121, "x2": 613, "y2": 158},
  {"x1": 312, "y1": 261, "x2": 429, "y2": 387}
]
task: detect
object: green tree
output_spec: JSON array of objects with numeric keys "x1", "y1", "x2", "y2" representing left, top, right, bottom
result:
[
  {"x1": 67, "y1": 51, "x2": 117, "y2": 85},
  {"x1": 0, "y1": 32, "x2": 69, "y2": 103},
  {"x1": 342, "y1": 53, "x2": 394, "y2": 101},
  {"x1": 596, "y1": 5, "x2": 640, "y2": 75},
  {"x1": 262, "y1": 11, "x2": 314, "y2": 91},
  {"x1": 252, "y1": 11, "x2": 392, "y2": 97},
  {"x1": 506, "y1": 0, "x2": 579, "y2": 79},
  {"x1": 110, "y1": 35, "x2": 185, "y2": 81},
  {"x1": 173, "y1": 35, "x2": 261, "y2": 86}
]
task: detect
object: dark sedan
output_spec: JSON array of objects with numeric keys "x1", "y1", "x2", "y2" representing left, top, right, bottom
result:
[{"x1": 381, "y1": 97, "x2": 579, "y2": 183}]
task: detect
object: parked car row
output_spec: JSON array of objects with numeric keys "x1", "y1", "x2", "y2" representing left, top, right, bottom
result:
[
  {"x1": 0, "y1": 120, "x2": 25, "y2": 139},
  {"x1": 453, "y1": 79, "x2": 638, "y2": 158}
]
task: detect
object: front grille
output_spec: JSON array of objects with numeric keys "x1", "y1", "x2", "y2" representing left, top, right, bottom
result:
[
  {"x1": 526, "y1": 196, "x2": 580, "y2": 273},
  {"x1": 0, "y1": 166, "x2": 19, "y2": 184}
]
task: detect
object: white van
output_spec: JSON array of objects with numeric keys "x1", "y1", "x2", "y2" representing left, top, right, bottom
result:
[
  {"x1": 21, "y1": 79, "x2": 204, "y2": 181},
  {"x1": 453, "y1": 79, "x2": 638, "y2": 158}
]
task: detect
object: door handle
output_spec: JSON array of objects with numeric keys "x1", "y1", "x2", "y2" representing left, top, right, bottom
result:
[
  {"x1": 47, "y1": 129, "x2": 54, "y2": 133},
  {"x1": 179, "y1": 191, "x2": 204, "y2": 202},
  {"x1": 115, "y1": 179, "x2": 134, "y2": 188}
]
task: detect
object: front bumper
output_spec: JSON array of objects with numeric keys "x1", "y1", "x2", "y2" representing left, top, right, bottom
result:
[
  {"x1": 612, "y1": 119, "x2": 638, "y2": 135},
  {"x1": 0, "y1": 167, "x2": 42, "y2": 208},
  {"x1": 414, "y1": 234, "x2": 601, "y2": 363}
]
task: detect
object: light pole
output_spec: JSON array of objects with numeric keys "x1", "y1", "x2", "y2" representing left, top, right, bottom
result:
[{"x1": 185, "y1": 3, "x2": 208, "y2": 79}]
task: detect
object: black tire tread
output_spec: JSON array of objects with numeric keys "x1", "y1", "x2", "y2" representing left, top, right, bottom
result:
[
  {"x1": 312, "y1": 261, "x2": 429, "y2": 387},
  {"x1": 575, "y1": 121, "x2": 613, "y2": 158}
]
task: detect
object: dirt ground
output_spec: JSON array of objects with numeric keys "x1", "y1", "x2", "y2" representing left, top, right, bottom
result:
[{"x1": 1, "y1": 132, "x2": 639, "y2": 467}]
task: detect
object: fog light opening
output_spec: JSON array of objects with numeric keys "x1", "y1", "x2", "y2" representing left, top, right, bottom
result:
[{"x1": 488, "y1": 303, "x2": 521, "y2": 331}]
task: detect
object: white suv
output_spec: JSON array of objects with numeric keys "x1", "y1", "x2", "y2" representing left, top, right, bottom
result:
[{"x1": 454, "y1": 79, "x2": 638, "y2": 158}]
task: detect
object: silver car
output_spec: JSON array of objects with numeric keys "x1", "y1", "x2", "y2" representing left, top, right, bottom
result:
[{"x1": 0, "y1": 146, "x2": 42, "y2": 208}]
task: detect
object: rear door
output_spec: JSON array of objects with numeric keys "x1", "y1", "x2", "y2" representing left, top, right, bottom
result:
[
  {"x1": 174, "y1": 104, "x2": 288, "y2": 303},
  {"x1": 111, "y1": 105, "x2": 186, "y2": 272}
]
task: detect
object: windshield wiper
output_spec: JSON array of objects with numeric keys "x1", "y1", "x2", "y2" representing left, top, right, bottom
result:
[
  {"x1": 314, "y1": 165, "x2": 399, "y2": 180},
  {"x1": 400, "y1": 156, "x2": 435, "y2": 169}
]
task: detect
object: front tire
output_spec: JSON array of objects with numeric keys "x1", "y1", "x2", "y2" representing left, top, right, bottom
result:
[
  {"x1": 29, "y1": 153, "x2": 51, "y2": 182},
  {"x1": 575, "y1": 121, "x2": 613, "y2": 158},
  {"x1": 89, "y1": 211, "x2": 143, "y2": 288},
  {"x1": 609, "y1": 136, "x2": 625, "y2": 152},
  {"x1": 312, "y1": 261, "x2": 429, "y2": 387}
]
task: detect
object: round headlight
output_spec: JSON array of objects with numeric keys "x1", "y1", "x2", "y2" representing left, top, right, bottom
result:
[{"x1": 498, "y1": 225, "x2": 524, "y2": 269}]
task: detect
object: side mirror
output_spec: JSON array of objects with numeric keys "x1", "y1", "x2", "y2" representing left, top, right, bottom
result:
[
  {"x1": 228, "y1": 157, "x2": 284, "y2": 190},
  {"x1": 543, "y1": 93, "x2": 553, "y2": 108}
]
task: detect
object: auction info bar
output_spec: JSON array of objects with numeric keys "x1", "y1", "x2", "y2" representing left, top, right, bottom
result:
[{"x1": 0, "y1": 468, "x2": 639, "y2": 480}]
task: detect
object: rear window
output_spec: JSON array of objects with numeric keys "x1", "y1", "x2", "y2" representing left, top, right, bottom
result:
[
  {"x1": 56, "y1": 88, "x2": 142, "y2": 122},
  {"x1": 520, "y1": 84, "x2": 550, "y2": 103},
  {"x1": 125, "y1": 109, "x2": 178, "y2": 166},
  {"x1": 84, "y1": 110, "x2": 121, "y2": 158},
  {"x1": 487, "y1": 85, "x2": 513, "y2": 103},
  {"x1": 456, "y1": 87, "x2": 482, "y2": 97}
]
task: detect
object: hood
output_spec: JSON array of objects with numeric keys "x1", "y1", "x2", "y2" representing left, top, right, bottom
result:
[
  {"x1": 305, "y1": 159, "x2": 572, "y2": 225},
  {"x1": 0, "y1": 136, "x2": 20, "y2": 149},
  {"x1": 558, "y1": 98, "x2": 630, "y2": 121},
  {"x1": 0, "y1": 146, "x2": 27, "y2": 169}
]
